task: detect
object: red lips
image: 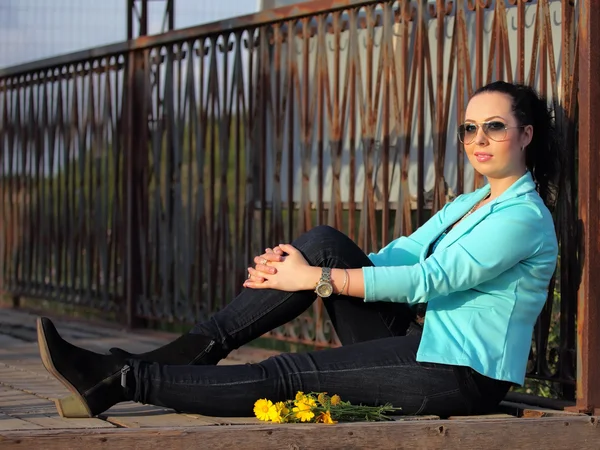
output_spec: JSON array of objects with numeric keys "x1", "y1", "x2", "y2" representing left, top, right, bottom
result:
[{"x1": 474, "y1": 152, "x2": 493, "y2": 162}]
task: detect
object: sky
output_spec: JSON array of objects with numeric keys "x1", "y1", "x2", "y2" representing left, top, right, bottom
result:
[{"x1": 0, "y1": 0, "x2": 269, "y2": 68}]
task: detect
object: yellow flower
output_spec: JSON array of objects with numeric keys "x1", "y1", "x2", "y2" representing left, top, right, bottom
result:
[
  {"x1": 268, "y1": 401, "x2": 289, "y2": 423},
  {"x1": 317, "y1": 392, "x2": 328, "y2": 405},
  {"x1": 300, "y1": 396, "x2": 316, "y2": 408},
  {"x1": 295, "y1": 391, "x2": 306, "y2": 402},
  {"x1": 276, "y1": 401, "x2": 290, "y2": 415},
  {"x1": 293, "y1": 404, "x2": 315, "y2": 422},
  {"x1": 330, "y1": 394, "x2": 341, "y2": 406},
  {"x1": 292, "y1": 397, "x2": 316, "y2": 422},
  {"x1": 254, "y1": 398, "x2": 274, "y2": 421},
  {"x1": 316, "y1": 411, "x2": 337, "y2": 424}
]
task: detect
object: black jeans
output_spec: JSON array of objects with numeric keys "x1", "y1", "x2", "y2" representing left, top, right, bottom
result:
[{"x1": 129, "y1": 225, "x2": 511, "y2": 417}]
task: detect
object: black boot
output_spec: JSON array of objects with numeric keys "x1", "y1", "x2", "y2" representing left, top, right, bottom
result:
[
  {"x1": 37, "y1": 317, "x2": 131, "y2": 418},
  {"x1": 108, "y1": 333, "x2": 226, "y2": 365}
]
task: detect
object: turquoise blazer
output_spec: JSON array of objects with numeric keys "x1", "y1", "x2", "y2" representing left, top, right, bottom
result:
[{"x1": 362, "y1": 172, "x2": 558, "y2": 385}]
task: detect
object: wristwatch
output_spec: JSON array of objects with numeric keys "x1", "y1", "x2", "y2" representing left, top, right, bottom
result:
[{"x1": 314, "y1": 267, "x2": 334, "y2": 298}]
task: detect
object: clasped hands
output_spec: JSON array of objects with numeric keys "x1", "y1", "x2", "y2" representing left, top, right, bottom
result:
[{"x1": 243, "y1": 244, "x2": 319, "y2": 292}]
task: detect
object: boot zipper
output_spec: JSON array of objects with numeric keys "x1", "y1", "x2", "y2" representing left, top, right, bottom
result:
[
  {"x1": 121, "y1": 365, "x2": 131, "y2": 388},
  {"x1": 189, "y1": 340, "x2": 215, "y2": 365},
  {"x1": 83, "y1": 365, "x2": 130, "y2": 396}
]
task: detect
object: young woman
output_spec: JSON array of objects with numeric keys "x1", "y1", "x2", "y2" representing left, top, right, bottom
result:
[{"x1": 37, "y1": 81, "x2": 560, "y2": 419}]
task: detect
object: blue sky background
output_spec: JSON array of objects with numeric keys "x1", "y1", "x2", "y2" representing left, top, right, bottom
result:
[{"x1": 0, "y1": 0, "x2": 266, "y2": 68}]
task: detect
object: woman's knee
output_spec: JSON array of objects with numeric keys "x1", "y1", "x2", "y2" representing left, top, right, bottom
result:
[
  {"x1": 311, "y1": 224, "x2": 341, "y2": 235},
  {"x1": 290, "y1": 225, "x2": 366, "y2": 267},
  {"x1": 297, "y1": 225, "x2": 344, "y2": 242},
  {"x1": 292, "y1": 225, "x2": 348, "y2": 265},
  {"x1": 291, "y1": 225, "x2": 345, "y2": 252}
]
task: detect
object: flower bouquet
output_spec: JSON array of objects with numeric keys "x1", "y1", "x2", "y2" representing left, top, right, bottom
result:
[{"x1": 253, "y1": 391, "x2": 402, "y2": 424}]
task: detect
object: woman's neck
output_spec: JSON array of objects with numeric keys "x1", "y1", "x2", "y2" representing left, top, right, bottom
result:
[{"x1": 486, "y1": 172, "x2": 526, "y2": 200}]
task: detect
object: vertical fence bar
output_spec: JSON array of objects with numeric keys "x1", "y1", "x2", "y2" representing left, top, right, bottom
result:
[
  {"x1": 124, "y1": 49, "x2": 147, "y2": 328},
  {"x1": 569, "y1": 0, "x2": 600, "y2": 415}
]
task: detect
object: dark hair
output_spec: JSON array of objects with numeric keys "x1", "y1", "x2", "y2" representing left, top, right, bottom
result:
[{"x1": 472, "y1": 81, "x2": 561, "y2": 210}]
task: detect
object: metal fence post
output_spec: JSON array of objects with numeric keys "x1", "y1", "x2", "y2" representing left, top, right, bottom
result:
[
  {"x1": 123, "y1": 48, "x2": 148, "y2": 329},
  {"x1": 569, "y1": 0, "x2": 600, "y2": 415}
]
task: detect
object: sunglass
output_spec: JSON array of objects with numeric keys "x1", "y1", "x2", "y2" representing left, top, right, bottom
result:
[{"x1": 457, "y1": 121, "x2": 525, "y2": 144}]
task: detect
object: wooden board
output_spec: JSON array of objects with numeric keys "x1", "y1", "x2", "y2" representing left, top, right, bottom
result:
[
  {"x1": 0, "y1": 416, "x2": 598, "y2": 450},
  {"x1": 0, "y1": 363, "x2": 69, "y2": 400},
  {"x1": 0, "y1": 412, "x2": 43, "y2": 431},
  {"x1": 102, "y1": 413, "x2": 246, "y2": 428},
  {"x1": 391, "y1": 415, "x2": 440, "y2": 421},
  {"x1": 185, "y1": 415, "x2": 263, "y2": 425},
  {"x1": 94, "y1": 406, "x2": 437, "y2": 428},
  {"x1": 0, "y1": 335, "x2": 26, "y2": 347},
  {"x1": 522, "y1": 408, "x2": 587, "y2": 418},
  {"x1": 9, "y1": 413, "x2": 114, "y2": 430},
  {"x1": 0, "y1": 385, "x2": 54, "y2": 412},
  {"x1": 499, "y1": 400, "x2": 588, "y2": 418},
  {"x1": 447, "y1": 413, "x2": 514, "y2": 420},
  {"x1": 101, "y1": 403, "x2": 263, "y2": 427},
  {"x1": 0, "y1": 385, "x2": 113, "y2": 429},
  {"x1": 103, "y1": 413, "x2": 213, "y2": 428}
]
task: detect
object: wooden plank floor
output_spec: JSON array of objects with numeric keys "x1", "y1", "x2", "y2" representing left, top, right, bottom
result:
[
  {"x1": 0, "y1": 306, "x2": 598, "y2": 449},
  {"x1": 0, "y1": 307, "x2": 281, "y2": 429}
]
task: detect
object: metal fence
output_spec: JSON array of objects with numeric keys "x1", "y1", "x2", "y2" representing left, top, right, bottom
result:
[
  {"x1": 0, "y1": 1, "x2": 263, "y2": 69},
  {"x1": 0, "y1": 0, "x2": 584, "y2": 403}
]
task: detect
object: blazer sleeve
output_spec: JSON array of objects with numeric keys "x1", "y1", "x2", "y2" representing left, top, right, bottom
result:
[
  {"x1": 367, "y1": 198, "x2": 460, "y2": 267},
  {"x1": 362, "y1": 203, "x2": 556, "y2": 304}
]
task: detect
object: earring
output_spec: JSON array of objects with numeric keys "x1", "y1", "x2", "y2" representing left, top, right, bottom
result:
[{"x1": 521, "y1": 146, "x2": 525, "y2": 152}]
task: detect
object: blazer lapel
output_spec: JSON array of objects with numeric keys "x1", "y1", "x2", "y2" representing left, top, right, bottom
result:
[
  {"x1": 434, "y1": 201, "x2": 493, "y2": 252},
  {"x1": 418, "y1": 189, "x2": 490, "y2": 261},
  {"x1": 419, "y1": 171, "x2": 538, "y2": 258}
]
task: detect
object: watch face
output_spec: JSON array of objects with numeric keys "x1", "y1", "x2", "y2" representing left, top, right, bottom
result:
[{"x1": 316, "y1": 282, "x2": 333, "y2": 297}]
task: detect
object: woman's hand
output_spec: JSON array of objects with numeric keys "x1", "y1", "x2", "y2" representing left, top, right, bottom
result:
[
  {"x1": 247, "y1": 247, "x2": 285, "y2": 283},
  {"x1": 243, "y1": 244, "x2": 319, "y2": 292}
]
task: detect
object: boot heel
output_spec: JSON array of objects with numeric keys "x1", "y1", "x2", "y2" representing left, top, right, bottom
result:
[{"x1": 55, "y1": 393, "x2": 92, "y2": 418}]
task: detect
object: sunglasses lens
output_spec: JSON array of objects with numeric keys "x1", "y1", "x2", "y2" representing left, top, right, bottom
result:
[
  {"x1": 483, "y1": 121, "x2": 507, "y2": 141},
  {"x1": 458, "y1": 123, "x2": 477, "y2": 143}
]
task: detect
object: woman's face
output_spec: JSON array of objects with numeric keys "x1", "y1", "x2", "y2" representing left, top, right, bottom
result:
[{"x1": 460, "y1": 92, "x2": 532, "y2": 180}]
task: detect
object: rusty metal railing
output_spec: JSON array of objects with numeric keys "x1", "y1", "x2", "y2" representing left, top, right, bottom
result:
[{"x1": 0, "y1": 0, "x2": 586, "y2": 404}]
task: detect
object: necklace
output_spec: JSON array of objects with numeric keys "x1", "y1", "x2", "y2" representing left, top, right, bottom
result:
[{"x1": 462, "y1": 192, "x2": 491, "y2": 220}]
